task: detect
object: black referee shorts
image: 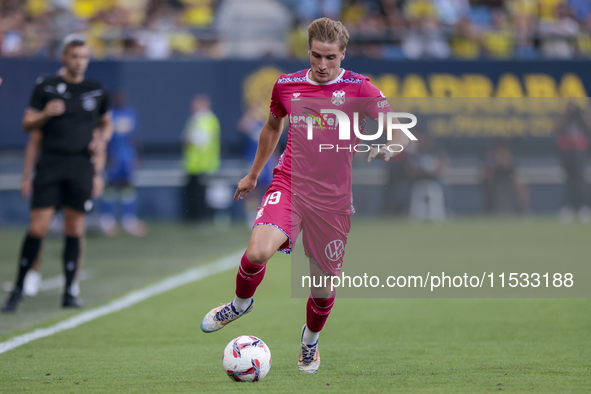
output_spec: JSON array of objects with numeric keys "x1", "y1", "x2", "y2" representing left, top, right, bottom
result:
[{"x1": 32, "y1": 154, "x2": 94, "y2": 213}]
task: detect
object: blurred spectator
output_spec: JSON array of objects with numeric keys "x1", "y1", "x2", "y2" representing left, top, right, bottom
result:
[
  {"x1": 288, "y1": 19, "x2": 309, "y2": 59},
  {"x1": 433, "y1": 0, "x2": 470, "y2": 26},
  {"x1": 405, "y1": 132, "x2": 449, "y2": 222},
  {"x1": 555, "y1": 101, "x2": 591, "y2": 223},
  {"x1": 136, "y1": 14, "x2": 173, "y2": 59},
  {"x1": 538, "y1": 2, "x2": 579, "y2": 58},
  {"x1": 2, "y1": 0, "x2": 591, "y2": 60},
  {"x1": 100, "y1": 90, "x2": 149, "y2": 237},
  {"x1": 181, "y1": 0, "x2": 216, "y2": 28},
  {"x1": 507, "y1": 0, "x2": 537, "y2": 57},
  {"x1": 402, "y1": 0, "x2": 451, "y2": 59},
  {"x1": 0, "y1": 7, "x2": 25, "y2": 57},
  {"x1": 482, "y1": 139, "x2": 529, "y2": 214},
  {"x1": 569, "y1": 0, "x2": 591, "y2": 23},
  {"x1": 537, "y1": 0, "x2": 564, "y2": 23},
  {"x1": 284, "y1": 0, "x2": 342, "y2": 21},
  {"x1": 577, "y1": 18, "x2": 591, "y2": 58},
  {"x1": 481, "y1": 8, "x2": 514, "y2": 58},
  {"x1": 182, "y1": 94, "x2": 220, "y2": 223},
  {"x1": 450, "y1": 16, "x2": 480, "y2": 59},
  {"x1": 341, "y1": 0, "x2": 369, "y2": 28}
]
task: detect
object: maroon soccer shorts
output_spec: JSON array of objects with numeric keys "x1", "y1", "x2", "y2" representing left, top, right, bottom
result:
[{"x1": 253, "y1": 178, "x2": 351, "y2": 276}]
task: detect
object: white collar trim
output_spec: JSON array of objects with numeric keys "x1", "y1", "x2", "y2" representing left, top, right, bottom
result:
[{"x1": 306, "y1": 68, "x2": 345, "y2": 85}]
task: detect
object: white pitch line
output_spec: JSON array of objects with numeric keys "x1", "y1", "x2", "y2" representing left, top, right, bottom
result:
[{"x1": 0, "y1": 250, "x2": 244, "y2": 355}]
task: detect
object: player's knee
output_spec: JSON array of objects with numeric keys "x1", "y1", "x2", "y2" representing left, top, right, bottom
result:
[
  {"x1": 63, "y1": 220, "x2": 84, "y2": 237},
  {"x1": 28, "y1": 222, "x2": 48, "y2": 238},
  {"x1": 310, "y1": 285, "x2": 333, "y2": 300},
  {"x1": 28, "y1": 215, "x2": 51, "y2": 238},
  {"x1": 246, "y1": 245, "x2": 273, "y2": 265}
]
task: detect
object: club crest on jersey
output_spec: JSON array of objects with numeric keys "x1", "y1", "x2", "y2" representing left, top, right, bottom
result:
[
  {"x1": 292, "y1": 93, "x2": 301, "y2": 101},
  {"x1": 82, "y1": 97, "x2": 97, "y2": 111},
  {"x1": 57, "y1": 83, "x2": 67, "y2": 94},
  {"x1": 332, "y1": 90, "x2": 345, "y2": 106}
]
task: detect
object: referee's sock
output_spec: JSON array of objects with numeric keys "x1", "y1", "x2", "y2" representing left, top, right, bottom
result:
[
  {"x1": 63, "y1": 236, "x2": 80, "y2": 296},
  {"x1": 14, "y1": 234, "x2": 42, "y2": 292}
]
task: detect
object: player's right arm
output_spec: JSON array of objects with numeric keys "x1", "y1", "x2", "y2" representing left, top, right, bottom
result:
[
  {"x1": 22, "y1": 100, "x2": 65, "y2": 131},
  {"x1": 234, "y1": 113, "x2": 284, "y2": 201},
  {"x1": 23, "y1": 79, "x2": 65, "y2": 132},
  {"x1": 21, "y1": 130, "x2": 42, "y2": 199}
]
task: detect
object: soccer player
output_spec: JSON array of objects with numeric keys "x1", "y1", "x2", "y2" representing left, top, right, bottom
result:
[
  {"x1": 2, "y1": 34, "x2": 112, "y2": 313},
  {"x1": 200, "y1": 18, "x2": 412, "y2": 373},
  {"x1": 100, "y1": 90, "x2": 148, "y2": 237}
]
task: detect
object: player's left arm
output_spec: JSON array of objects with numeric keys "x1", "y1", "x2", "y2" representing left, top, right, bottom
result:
[
  {"x1": 90, "y1": 109, "x2": 113, "y2": 199},
  {"x1": 89, "y1": 88, "x2": 113, "y2": 168},
  {"x1": 360, "y1": 81, "x2": 413, "y2": 162},
  {"x1": 368, "y1": 115, "x2": 412, "y2": 162},
  {"x1": 89, "y1": 112, "x2": 113, "y2": 168}
]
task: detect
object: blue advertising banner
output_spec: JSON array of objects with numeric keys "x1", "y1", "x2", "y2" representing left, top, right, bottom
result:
[{"x1": 1, "y1": 59, "x2": 590, "y2": 154}]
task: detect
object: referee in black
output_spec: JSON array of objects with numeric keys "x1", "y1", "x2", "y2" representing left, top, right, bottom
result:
[{"x1": 2, "y1": 34, "x2": 113, "y2": 312}]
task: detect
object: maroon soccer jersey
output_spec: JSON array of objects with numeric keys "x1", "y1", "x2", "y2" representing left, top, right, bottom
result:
[{"x1": 270, "y1": 68, "x2": 391, "y2": 215}]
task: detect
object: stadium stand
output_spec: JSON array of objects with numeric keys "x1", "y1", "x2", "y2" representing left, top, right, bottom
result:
[{"x1": 1, "y1": 0, "x2": 591, "y2": 59}]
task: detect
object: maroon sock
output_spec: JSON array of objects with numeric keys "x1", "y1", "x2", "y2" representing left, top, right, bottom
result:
[
  {"x1": 306, "y1": 291, "x2": 336, "y2": 332},
  {"x1": 235, "y1": 252, "x2": 266, "y2": 299}
]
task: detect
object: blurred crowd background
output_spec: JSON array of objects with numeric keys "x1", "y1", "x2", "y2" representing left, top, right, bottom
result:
[{"x1": 1, "y1": 0, "x2": 591, "y2": 60}]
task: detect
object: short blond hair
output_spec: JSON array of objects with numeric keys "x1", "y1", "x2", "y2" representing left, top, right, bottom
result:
[{"x1": 308, "y1": 17, "x2": 349, "y2": 51}]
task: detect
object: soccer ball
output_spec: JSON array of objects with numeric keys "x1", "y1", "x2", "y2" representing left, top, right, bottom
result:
[{"x1": 222, "y1": 335, "x2": 272, "y2": 382}]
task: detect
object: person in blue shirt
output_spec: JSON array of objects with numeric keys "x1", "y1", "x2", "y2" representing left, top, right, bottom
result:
[{"x1": 100, "y1": 90, "x2": 148, "y2": 237}]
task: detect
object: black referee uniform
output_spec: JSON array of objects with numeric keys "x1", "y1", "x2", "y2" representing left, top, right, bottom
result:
[
  {"x1": 30, "y1": 75, "x2": 110, "y2": 211},
  {"x1": 2, "y1": 75, "x2": 110, "y2": 313}
]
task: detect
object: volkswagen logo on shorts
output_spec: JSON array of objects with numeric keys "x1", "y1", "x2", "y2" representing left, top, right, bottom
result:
[{"x1": 325, "y1": 240, "x2": 344, "y2": 261}]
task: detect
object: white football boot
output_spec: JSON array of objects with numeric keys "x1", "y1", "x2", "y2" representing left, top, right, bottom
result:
[
  {"x1": 200, "y1": 299, "x2": 254, "y2": 333},
  {"x1": 298, "y1": 325, "x2": 320, "y2": 373}
]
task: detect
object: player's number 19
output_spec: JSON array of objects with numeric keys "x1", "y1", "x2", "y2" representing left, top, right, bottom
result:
[{"x1": 263, "y1": 191, "x2": 282, "y2": 206}]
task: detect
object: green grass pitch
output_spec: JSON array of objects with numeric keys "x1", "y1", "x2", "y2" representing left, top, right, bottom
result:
[{"x1": 0, "y1": 218, "x2": 590, "y2": 393}]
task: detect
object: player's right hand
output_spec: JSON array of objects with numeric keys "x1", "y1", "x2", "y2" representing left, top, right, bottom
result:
[
  {"x1": 44, "y1": 99, "x2": 66, "y2": 117},
  {"x1": 234, "y1": 174, "x2": 257, "y2": 201},
  {"x1": 20, "y1": 179, "x2": 32, "y2": 200},
  {"x1": 92, "y1": 174, "x2": 105, "y2": 199}
]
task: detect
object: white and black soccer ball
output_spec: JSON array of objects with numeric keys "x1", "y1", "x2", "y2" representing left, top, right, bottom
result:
[{"x1": 222, "y1": 335, "x2": 271, "y2": 382}]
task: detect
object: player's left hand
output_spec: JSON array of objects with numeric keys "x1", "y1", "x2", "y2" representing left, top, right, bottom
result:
[
  {"x1": 20, "y1": 178, "x2": 32, "y2": 200},
  {"x1": 234, "y1": 174, "x2": 257, "y2": 201},
  {"x1": 92, "y1": 174, "x2": 105, "y2": 198},
  {"x1": 368, "y1": 146, "x2": 394, "y2": 162}
]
